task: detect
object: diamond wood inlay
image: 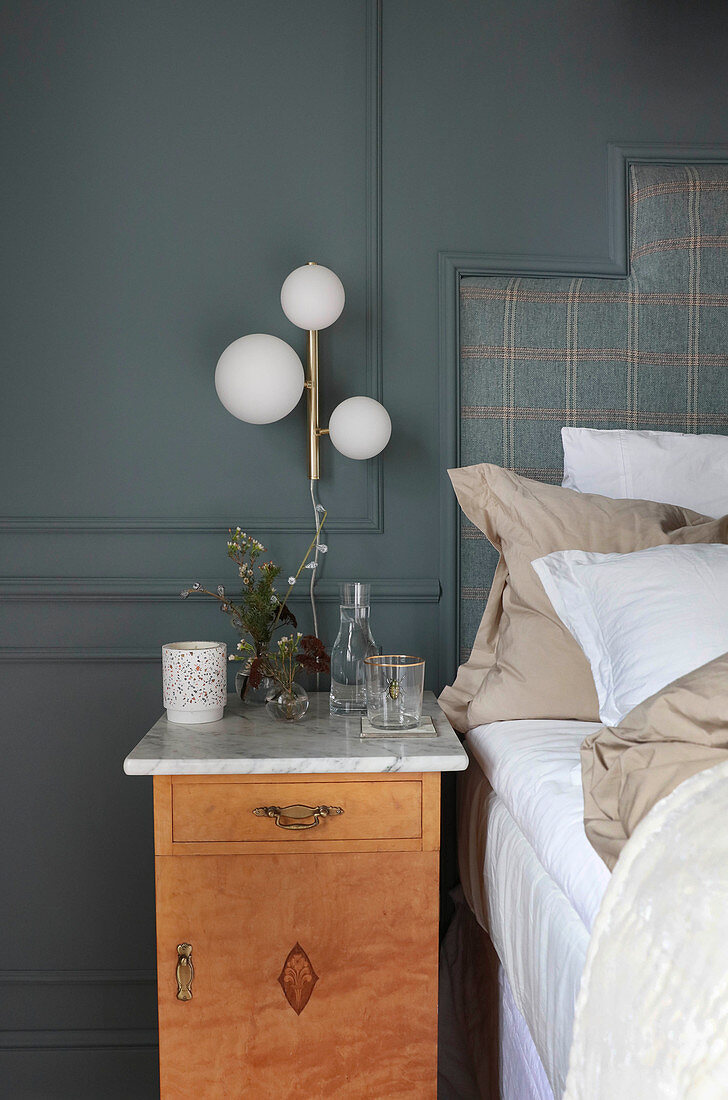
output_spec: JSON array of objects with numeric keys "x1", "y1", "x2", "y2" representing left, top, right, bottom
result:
[{"x1": 278, "y1": 943, "x2": 319, "y2": 1015}]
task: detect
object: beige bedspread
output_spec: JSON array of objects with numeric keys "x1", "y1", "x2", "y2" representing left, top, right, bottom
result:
[{"x1": 581, "y1": 650, "x2": 728, "y2": 870}]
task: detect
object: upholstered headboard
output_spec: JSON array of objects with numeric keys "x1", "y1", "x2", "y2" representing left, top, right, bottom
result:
[{"x1": 457, "y1": 162, "x2": 728, "y2": 661}]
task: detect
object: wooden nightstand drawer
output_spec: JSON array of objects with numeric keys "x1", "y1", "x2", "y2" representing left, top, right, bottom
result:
[{"x1": 167, "y1": 774, "x2": 424, "y2": 849}]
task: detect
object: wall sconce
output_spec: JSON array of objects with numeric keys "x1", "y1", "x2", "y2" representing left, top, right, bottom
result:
[{"x1": 214, "y1": 262, "x2": 391, "y2": 633}]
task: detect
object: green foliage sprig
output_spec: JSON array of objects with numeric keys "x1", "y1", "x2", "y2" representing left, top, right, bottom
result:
[
  {"x1": 180, "y1": 513, "x2": 328, "y2": 687},
  {"x1": 181, "y1": 528, "x2": 296, "y2": 657}
]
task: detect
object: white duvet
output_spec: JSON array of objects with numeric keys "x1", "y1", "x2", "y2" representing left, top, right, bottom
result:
[
  {"x1": 463, "y1": 719, "x2": 610, "y2": 1096},
  {"x1": 467, "y1": 720, "x2": 609, "y2": 930},
  {"x1": 565, "y1": 759, "x2": 728, "y2": 1099}
]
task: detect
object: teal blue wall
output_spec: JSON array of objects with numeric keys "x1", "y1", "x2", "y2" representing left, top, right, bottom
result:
[{"x1": 3, "y1": 1, "x2": 728, "y2": 1092}]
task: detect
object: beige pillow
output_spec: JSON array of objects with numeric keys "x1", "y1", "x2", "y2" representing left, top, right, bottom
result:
[
  {"x1": 438, "y1": 463, "x2": 726, "y2": 731},
  {"x1": 581, "y1": 652, "x2": 728, "y2": 870}
]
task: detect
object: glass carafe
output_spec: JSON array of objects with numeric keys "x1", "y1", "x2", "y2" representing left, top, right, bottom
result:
[{"x1": 329, "y1": 582, "x2": 377, "y2": 715}]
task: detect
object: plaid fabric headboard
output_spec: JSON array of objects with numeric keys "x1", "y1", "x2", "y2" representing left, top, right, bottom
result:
[{"x1": 459, "y1": 163, "x2": 728, "y2": 660}]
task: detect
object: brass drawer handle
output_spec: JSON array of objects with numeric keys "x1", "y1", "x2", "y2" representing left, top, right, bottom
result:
[
  {"x1": 176, "y1": 943, "x2": 194, "y2": 1001},
  {"x1": 252, "y1": 804, "x2": 344, "y2": 830}
]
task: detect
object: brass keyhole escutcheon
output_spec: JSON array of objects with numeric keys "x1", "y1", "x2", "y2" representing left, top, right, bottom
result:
[{"x1": 176, "y1": 943, "x2": 194, "y2": 1001}]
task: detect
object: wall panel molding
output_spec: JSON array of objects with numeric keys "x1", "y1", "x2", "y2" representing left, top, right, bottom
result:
[
  {"x1": 0, "y1": 513, "x2": 379, "y2": 534},
  {"x1": 0, "y1": 1029, "x2": 158, "y2": 1053},
  {"x1": 437, "y1": 142, "x2": 728, "y2": 686},
  {"x1": 0, "y1": 577, "x2": 440, "y2": 603},
  {"x1": 0, "y1": 0, "x2": 384, "y2": 539},
  {"x1": 0, "y1": 970, "x2": 157, "y2": 1054},
  {"x1": 606, "y1": 142, "x2": 728, "y2": 271},
  {"x1": 0, "y1": 577, "x2": 440, "y2": 661},
  {"x1": 0, "y1": 647, "x2": 162, "y2": 662},
  {"x1": 365, "y1": 0, "x2": 384, "y2": 533},
  {"x1": 2, "y1": 970, "x2": 156, "y2": 984}
]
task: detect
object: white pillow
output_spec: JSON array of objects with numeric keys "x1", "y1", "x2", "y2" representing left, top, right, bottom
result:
[
  {"x1": 532, "y1": 543, "x2": 728, "y2": 726},
  {"x1": 561, "y1": 427, "x2": 728, "y2": 518}
]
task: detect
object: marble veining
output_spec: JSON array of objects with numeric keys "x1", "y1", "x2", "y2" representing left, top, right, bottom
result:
[{"x1": 124, "y1": 692, "x2": 468, "y2": 775}]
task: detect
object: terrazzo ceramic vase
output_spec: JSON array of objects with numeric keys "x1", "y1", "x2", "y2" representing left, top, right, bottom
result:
[{"x1": 162, "y1": 641, "x2": 227, "y2": 724}]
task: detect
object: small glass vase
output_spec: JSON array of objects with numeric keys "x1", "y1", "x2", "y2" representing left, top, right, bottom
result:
[
  {"x1": 266, "y1": 683, "x2": 309, "y2": 722},
  {"x1": 235, "y1": 659, "x2": 276, "y2": 705}
]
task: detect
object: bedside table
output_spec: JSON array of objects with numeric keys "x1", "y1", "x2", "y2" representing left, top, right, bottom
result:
[{"x1": 125, "y1": 691, "x2": 468, "y2": 1099}]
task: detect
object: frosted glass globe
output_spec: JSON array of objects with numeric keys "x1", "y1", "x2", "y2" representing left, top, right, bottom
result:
[
  {"x1": 280, "y1": 263, "x2": 345, "y2": 330},
  {"x1": 214, "y1": 334, "x2": 304, "y2": 424},
  {"x1": 328, "y1": 397, "x2": 391, "y2": 460}
]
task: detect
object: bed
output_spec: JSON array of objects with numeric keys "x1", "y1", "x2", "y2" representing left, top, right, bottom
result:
[
  {"x1": 438, "y1": 159, "x2": 728, "y2": 1099},
  {"x1": 464, "y1": 722, "x2": 606, "y2": 1091},
  {"x1": 441, "y1": 722, "x2": 606, "y2": 1098}
]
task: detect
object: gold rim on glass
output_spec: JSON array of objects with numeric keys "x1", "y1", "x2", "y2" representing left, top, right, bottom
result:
[{"x1": 364, "y1": 654, "x2": 425, "y2": 668}]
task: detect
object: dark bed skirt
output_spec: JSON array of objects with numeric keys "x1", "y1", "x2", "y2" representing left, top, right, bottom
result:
[{"x1": 438, "y1": 888, "x2": 500, "y2": 1099}]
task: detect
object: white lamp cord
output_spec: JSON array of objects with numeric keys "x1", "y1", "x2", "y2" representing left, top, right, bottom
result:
[{"x1": 308, "y1": 478, "x2": 327, "y2": 644}]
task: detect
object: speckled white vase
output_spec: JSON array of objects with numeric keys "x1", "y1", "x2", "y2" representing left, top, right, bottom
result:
[{"x1": 162, "y1": 641, "x2": 227, "y2": 724}]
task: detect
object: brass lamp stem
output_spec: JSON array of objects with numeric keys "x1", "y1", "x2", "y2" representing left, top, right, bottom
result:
[{"x1": 307, "y1": 329, "x2": 320, "y2": 480}]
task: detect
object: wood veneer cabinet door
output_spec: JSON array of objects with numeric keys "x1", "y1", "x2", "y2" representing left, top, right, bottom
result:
[{"x1": 155, "y1": 851, "x2": 439, "y2": 1099}]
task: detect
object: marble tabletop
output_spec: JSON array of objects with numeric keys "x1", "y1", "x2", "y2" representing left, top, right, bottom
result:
[{"x1": 124, "y1": 692, "x2": 468, "y2": 776}]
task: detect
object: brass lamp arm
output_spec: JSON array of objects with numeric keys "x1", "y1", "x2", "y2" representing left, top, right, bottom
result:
[{"x1": 306, "y1": 329, "x2": 321, "y2": 480}]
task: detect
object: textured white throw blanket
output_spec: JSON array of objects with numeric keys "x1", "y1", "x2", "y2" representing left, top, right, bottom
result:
[{"x1": 564, "y1": 760, "x2": 728, "y2": 1099}]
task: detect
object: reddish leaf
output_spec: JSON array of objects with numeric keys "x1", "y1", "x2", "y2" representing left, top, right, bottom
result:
[
  {"x1": 279, "y1": 604, "x2": 298, "y2": 629},
  {"x1": 248, "y1": 657, "x2": 264, "y2": 689},
  {"x1": 296, "y1": 635, "x2": 330, "y2": 675}
]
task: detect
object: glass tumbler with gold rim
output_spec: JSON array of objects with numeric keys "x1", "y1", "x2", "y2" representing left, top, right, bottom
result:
[{"x1": 364, "y1": 655, "x2": 425, "y2": 731}]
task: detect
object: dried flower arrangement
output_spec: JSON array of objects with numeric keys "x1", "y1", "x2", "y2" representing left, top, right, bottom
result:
[
  {"x1": 180, "y1": 516, "x2": 329, "y2": 706},
  {"x1": 247, "y1": 631, "x2": 329, "y2": 694}
]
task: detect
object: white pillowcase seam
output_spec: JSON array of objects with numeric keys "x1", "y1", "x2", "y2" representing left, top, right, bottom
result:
[
  {"x1": 618, "y1": 430, "x2": 632, "y2": 499},
  {"x1": 531, "y1": 555, "x2": 616, "y2": 722}
]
